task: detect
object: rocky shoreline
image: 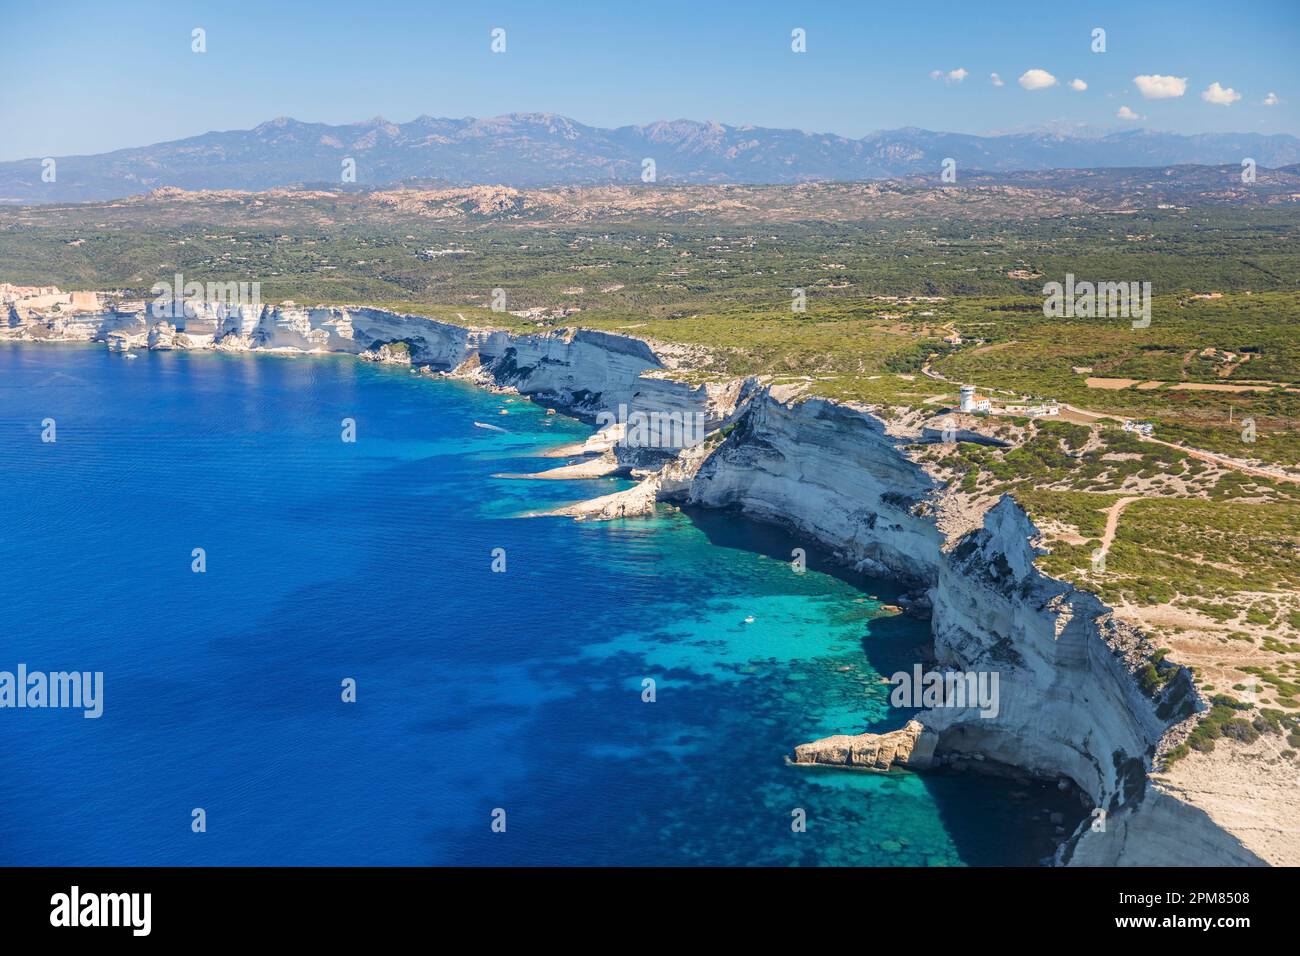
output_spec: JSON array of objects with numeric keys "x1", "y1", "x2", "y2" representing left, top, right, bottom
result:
[{"x1": 1, "y1": 297, "x2": 1273, "y2": 866}]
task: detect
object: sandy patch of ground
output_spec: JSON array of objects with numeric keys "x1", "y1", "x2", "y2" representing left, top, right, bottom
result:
[
  {"x1": 1085, "y1": 377, "x2": 1140, "y2": 389},
  {"x1": 1058, "y1": 406, "x2": 1108, "y2": 425},
  {"x1": 1152, "y1": 737, "x2": 1300, "y2": 866},
  {"x1": 1169, "y1": 382, "x2": 1272, "y2": 393},
  {"x1": 1037, "y1": 519, "x2": 1090, "y2": 546}
]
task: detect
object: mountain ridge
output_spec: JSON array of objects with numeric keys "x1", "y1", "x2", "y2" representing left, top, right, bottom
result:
[{"x1": 4, "y1": 113, "x2": 1299, "y2": 203}]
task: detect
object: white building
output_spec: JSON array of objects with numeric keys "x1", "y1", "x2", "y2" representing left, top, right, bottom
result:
[
  {"x1": 959, "y1": 385, "x2": 992, "y2": 415},
  {"x1": 999, "y1": 402, "x2": 1059, "y2": 418}
]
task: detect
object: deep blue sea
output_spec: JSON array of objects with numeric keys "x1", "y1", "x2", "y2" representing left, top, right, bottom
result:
[{"x1": 0, "y1": 343, "x2": 1077, "y2": 865}]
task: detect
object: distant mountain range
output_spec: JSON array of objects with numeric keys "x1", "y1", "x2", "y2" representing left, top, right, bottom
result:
[{"x1": 4, "y1": 113, "x2": 1299, "y2": 203}]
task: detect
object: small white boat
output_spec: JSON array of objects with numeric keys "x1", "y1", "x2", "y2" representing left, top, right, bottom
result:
[{"x1": 474, "y1": 421, "x2": 507, "y2": 433}]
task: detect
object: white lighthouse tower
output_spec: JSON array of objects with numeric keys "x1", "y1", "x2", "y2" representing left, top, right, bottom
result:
[{"x1": 959, "y1": 384, "x2": 976, "y2": 413}]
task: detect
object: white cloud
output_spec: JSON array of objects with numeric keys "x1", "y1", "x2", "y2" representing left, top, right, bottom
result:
[
  {"x1": 990, "y1": 72, "x2": 1004, "y2": 87},
  {"x1": 1263, "y1": 91, "x2": 1280, "y2": 106},
  {"x1": 931, "y1": 68, "x2": 968, "y2": 83},
  {"x1": 1018, "y1": 69, "x2": 1058, "y2": 91},
  {"x1": 1069, "y1": 78, "x2": 1087, "y2": 91},
  {"x1": 1116, "y1": 105, "x2": 1144, "y2": 121},
  {"x1": 1201, "y1": 82, "x2": 1241, "y2": 106},
  {"x1": 1133, "y1": 74, "x2": 1187, "y2": 99}
]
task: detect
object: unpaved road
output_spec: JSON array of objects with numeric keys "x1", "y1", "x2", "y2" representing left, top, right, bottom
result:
[{"x1": 1096, "y1": 495, "x2": 1143, "y2": 559}]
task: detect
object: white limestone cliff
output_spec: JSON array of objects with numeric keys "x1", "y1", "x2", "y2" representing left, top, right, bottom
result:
[{"x1": 682, "y1": 387, "x2": 1263, "y2": 865}]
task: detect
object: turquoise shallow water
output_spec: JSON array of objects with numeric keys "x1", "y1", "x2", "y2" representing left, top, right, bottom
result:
[{"x1": 0, "y1": 343, "x2": 1078, "y2": 865}]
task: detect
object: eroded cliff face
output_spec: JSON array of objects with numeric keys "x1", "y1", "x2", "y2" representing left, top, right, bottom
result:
[
  {"x1": 3, "y1": 305, "x2": 730, "y2": 456},
  {"x1": 929, "y1": 500, "x2": 1262, "y2": 864},
  {"x1": 681, "y1": 388, "x2": 1263, "y2": 865},
  {"x1": 4, "y1": 303, "x2": 471, "y2": 361},
  {"x1": 4, "y1": 304, "x2": 715, "y2": 435},
  {"x1": 3, "y1": 302, "x2": 1265, "y2": 865},
  {"x1": 682, "y1": 389, "x2": 943, "y2": 584}
]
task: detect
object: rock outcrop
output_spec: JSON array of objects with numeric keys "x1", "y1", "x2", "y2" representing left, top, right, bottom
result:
[
  {"x1": 548, "y1": 475, "x2": 662, "y2": 520},
  {"x1": 360, "y1": 341, "x2": 414, "y2": 365},
  {"x1": 791, "y1": 720, "x2": 936, "y2": 771}
]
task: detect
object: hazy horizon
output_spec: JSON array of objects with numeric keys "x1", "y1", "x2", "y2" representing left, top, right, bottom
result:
[
  {"x1": 8, "y1": 110, "x2": 1300, "y2": 167},
  {"x1": 2, "y1": 0, "x2": 1296, "y2": 162}
]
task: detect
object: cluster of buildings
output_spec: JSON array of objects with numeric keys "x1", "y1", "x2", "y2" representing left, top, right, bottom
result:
[
  {"x1": 958, "y1": 384, "x2": 1059, "y2": 419},
  {"x1": 941, "y1": 332, "x2": 987, "y2": 347},
  {"x1": 507, "y1": 305, "x2": 583, "y2": 322},
  {"x1": 1, "y1": 283, "x2": 101, "y2": 312}
]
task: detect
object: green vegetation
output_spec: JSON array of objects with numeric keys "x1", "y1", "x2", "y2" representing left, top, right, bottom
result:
[
  {"x1": 935, "y1": 291, "x2": 1300, "y2": 465},
  {"x1": 1103, "y1": 499, "x2": 1300, "y2": 603},
  {"x1": 1165, "y1": 700, "x2": 1300, "y2": 766},
  {"x1": 1019, "y1": 492, "x2": 1300, "y2": 639},
  {"x1": 1013, "y1": 488, "x2": 1117, "y2": 537}
]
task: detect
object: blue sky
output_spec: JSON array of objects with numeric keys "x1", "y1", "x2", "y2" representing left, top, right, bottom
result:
[{"x1": 1, "y1": 0, "x2": 1296, "y2": 160}]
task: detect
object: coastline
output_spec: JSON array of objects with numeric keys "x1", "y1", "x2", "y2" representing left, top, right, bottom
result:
[{"x1": 2, "y1": 300, "x2": 1283, "y2": 866}]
